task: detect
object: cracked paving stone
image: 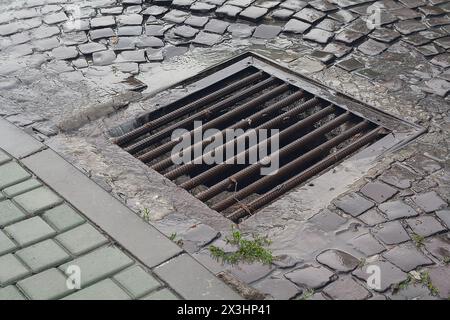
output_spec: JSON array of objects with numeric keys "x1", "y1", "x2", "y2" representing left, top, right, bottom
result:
[
  {"x1": 142, "y1": 6, "x2": 169, "y2": 16},
  {"x1": 423, "y1": 78, "x2": 450, "y2": 97},
  {"x1": 434, "y1": 37, "x2": 450, "y2": 50},
  {"x1": 406, "y1": 216, "x2": 446, "y2": 237},
  {"x1": 404, "y1": 154, "x2": 442, "y2": 174},
  {"x1": 216, "y1": 5, "x2": 242, "y2": 18},
  {"x1": 90, "y1": 16, "x2": 116, "y2": 28},
  {"x1": 336, "y1": 57, "x2": 365, "y2": 71},
  {"x1": 424, "y1": 233, "x2": 450, "y2": 261},
  {"x1": 382, "y1": 243, "x2": 433, "y2": 272},
  {"x1": 93, "y1": 50, "x2": 117, "y2": 66},
  {"x1": 51, "y1": 46, "x2": 79, "y2": 60},
  {"x1": 78, "y1": 42, "x2": 107, "y2": 55},
  {"x1": 323, "y1": 42, "x2": 351, "y2": 58},
  {"x1": 333, "y1": 193, "x2": 374, "y2": 217},
  {"x1": 358, "y1": 209, "x2": 387, "y2": 226},
  {"x1": 428, "y1": 266, "x2": 450, "y2": 299},
  {"x1": 89, "y1": 28, "x2": 115, "y2": 40},
  {"x1": 403, "y1": 33, "x2": 434, "y2": 46},
  {"x1": 239, "y1": 6, "x2": 268, "y2": 22},
  {"x1": 372, "y1": 221, "x2": 410, "y2": 245},
  {"x1": 228, "y1": 23, "x2": 255, "y2": 38},
  {"x1": 358, "y1": 39, "x2": 388, "y2": 56},
  {"x1": 303, "y1": 28, "x2": 333, "y2": 44},
  {"x1": 282, "y1": 19, "x2": 311, "y2": 34},
  {"x1": 118, "y1": 50, "x2": 147, "y2": 63},
  {"x1": 360, "y1": 182, "x2": 398, "y2": 203},
  {"x1": 411, "y1": 191, "x2": 447, "y2": 213},
  {"x1": 180, "y1": 224, "x2": 219, "y2": 252},
  {"x1": 316, "y1": 18, "x2": 343, "y2": 32},
  {"x1": 353, "y1": 261, "x2": 407, "y2": 292},
  {"x1": 204, "y1": 19, "x2": 229, "y2": 34},
  {"x1": 316, "y1": 249, "x2": 359, "y2": 272},
  {"x1": 309, "y1": 0, "x2": 337, "y2": 12},
  {"x1": 190, "y1": 2, "x2": 216, "y2": 13},
  {"x1": 271, "y1": 8, "x2": 294, "y2": 20},
  {"x1": 293, "y1": 8, "x2": 325, "y2": 24},
  {"x1": 395, "y1": 20, "x2": 427, "y2": 35},
  {"x1": 328, "y1": 9, "x2": 357, "y2": 23},
  {"x1": 284, "y1": 264, "x2": 334, "y2": 289},
  {"x1": 43, "y1": 12, "x2": 67, "y2": 25},
  {"x1": 426, "y1": 15, "x2": 450, "y2": 27},
  {"x1": 378, "y1": 200, "x2": 418, "y2": 220},
  {"x1": 117, "y1": 14, "x2": 143, "y2": 26},
  {"x1": 349, "y1": 233, "x2": 385, "y2": 256},
  {"x1": 111, "y1": 37, "x2": 136, "y2": 50},
  {"x1": 185, "y1": 16, "x2": 209, "y2": 28},
  {"x1": 117, "y1": 26, "x2": 142, "y2": 36},
  {"x1": 253, "y1": 278, "x2": 301, "y2": 300},
  {"x1": 228, "y1": 261, "x2": 273, "y2": 283},
  {"x1": 135, "y1": 36, "x2": 164, "y2": 48},
  {"x1": 253, "y1": 24, "x2": 282, "y2": 39},
  {"x1": 369, "y1": 28, "x2": 401, "y2": 43},
  {"x1": 335, "y1": 29, "x2": 365, "y2": 44},
  {"x1": 323, "y1": 277, "x2": 371, "y2": 300},
  {"x1": 436, "y1": 210, "x2": 450, "y2": 228},
  {"x1": 173, "y1": 25, "x2": 199, "y2": 38},
  {"x1": 399, "y1": 0, "x2": 427, "y2": 8},
  {"x1": 379, "y1": 164, "x2": 417, "y2": 189},
  {"x1": 419, "y1": 6, "x2": 447, "y2": 17},
  {"x1": 280, "y1": 0, "x2": 307, "y2": 11},
  {"x1": 310, "y1": 50, "x2": 335, "y2": 64},
  {"x1": 192, "y1": 31, "x2": 223, "y2": 46},
  {"x1": 308, "y1": 209, "x2": 347, "y2": 232},
  {"x1": 146, "y1": 48, "x2": 164, "y2": 62}
]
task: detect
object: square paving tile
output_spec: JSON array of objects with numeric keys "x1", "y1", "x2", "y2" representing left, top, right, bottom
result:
[
  {"x1": 113, "y1": 265, "x2": 161, "y2": 299},
  {"x1": 17, "y1": 268, "x2": 74, "y2": 300},
  {"x1": 16, "y1": 239, "x2": 71, "y2": 273},
  {"x1": 13, "y1": 187, "x2": 63, "y2": 214},
  {"x1": 0, "y1": 162, "x2": 31, "y2": 189},
  {"x1": 0, "y1": 254, "x2": 30, "y2": 286},
  {"x1": 406, "y1": 216, "x2": 446, "y2": 237},
  {"x1": 0, "y1": 200, "x2": 27, "y2": 227},
  {"x1": 360, "y1": 182, "x2": 398, "y2": 203},
  {"x1": 333, "y1": 193, "x2": 374, "y2": 217},
  {"x1": 372, "y1": 221, "x2": 410, "y2": 245},
  {"x1": 411, "y1": 191, "x2": 447, "y2": 213},
  {"x1": 382, "y1": 243, "x2": 433, "y2": 272},
  {"x1": 378, "y1": 200, "x2": 418, "y2": 220},
  {"x1": 56, "y1": 223, "x2": 108, "y2": 256},
  {"x1": 42, "y1": 204, "x2": 85, "y2": 232},
  {"x1": 4, "y1": 216, "x2": 56, "y2": 247}
]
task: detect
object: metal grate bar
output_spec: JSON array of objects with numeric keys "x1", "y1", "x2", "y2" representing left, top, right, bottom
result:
[
  {"x1": 211, "y1": 120, "x2": 372, "y2": 212},
  {"x1": 146, "y1": 82, "x2": 291, "y2": 168},
  {"x1": 227, "y1": 126, "x2": 384, "y2": 221},
  {"x1": 194, "y1": 110, "x2": 351, "y2": 202},
  {"x1": 114, "y1": 70, "x2": 265, "y2": 147}
]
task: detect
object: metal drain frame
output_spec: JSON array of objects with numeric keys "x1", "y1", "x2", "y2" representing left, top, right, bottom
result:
[{"x1": 109, "y1": 52, "x2": 425, "y2": 222}]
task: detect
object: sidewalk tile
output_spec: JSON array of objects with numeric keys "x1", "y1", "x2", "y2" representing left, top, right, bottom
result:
[
  {"x1": 42, "y1": 204, "x2": 85, "y2": 232},
  {"x1": 142, "y1": 288, "x2": 179, "y2": 300},
  {"x1": 63, "y1": 279, "x2": 132, "y2": 300},
  {"x1": 0, "y1": 254, "x2": 30, "y2": 286},
  {"x1": 0, "y1": 229, "x2": 17, "y2": 255},
  {"x1": 0, "y1": 162, "x2": 31, "y2": 189},
  {"x1": 17, "y1": 268, "x2": 74, "y2": 300},
  {"x1": 4, "y1": 216, "x2": 56, "y2": 247},
  {"x1": 3, "y1": 178, "x2": 42, "y2": 197},
  {"x1": 56, "y1": 223, "x2": 108, "y2": 255},
  {"x1": 0, "y1": 286, "x2": 25, "y2": 300},
  {"x1": 0, "y1": 200, "x2": 26, "y2": 227},
  {"x1": 16, "y1": 239, "x2": 71, "y2": 273},
  {"x1": 113, "y1": 265, "x2": 161, "y2": 298},
  {"x1": 13, "y1": 187, "x2": 63, "y2": 214}
]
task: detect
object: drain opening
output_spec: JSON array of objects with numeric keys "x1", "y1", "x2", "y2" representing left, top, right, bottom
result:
[{"x1": 110, "y1": 53, "x2": 424, "y2": 223}]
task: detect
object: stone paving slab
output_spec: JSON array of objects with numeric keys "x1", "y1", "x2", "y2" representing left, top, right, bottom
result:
[{"x1": 0, "y1": 118, "x2": 240, "y2": 300}]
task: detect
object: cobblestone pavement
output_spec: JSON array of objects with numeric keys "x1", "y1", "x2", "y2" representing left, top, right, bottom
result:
[
  {"x1": 0, "y1": 119, "x2": 240, "y2": 300},
  {"x1": 0, "y1": 0, "x2": 449, "y2": 300}
]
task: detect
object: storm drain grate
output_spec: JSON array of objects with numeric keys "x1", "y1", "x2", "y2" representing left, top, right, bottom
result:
[{"x1": 110, "y1": 53, "x2": 424, "y2": 222}]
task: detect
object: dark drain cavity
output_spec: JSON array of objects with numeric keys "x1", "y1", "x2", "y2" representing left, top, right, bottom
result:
[{"x1": 110, "y1": 53, "x2": 424, "y2": 222}]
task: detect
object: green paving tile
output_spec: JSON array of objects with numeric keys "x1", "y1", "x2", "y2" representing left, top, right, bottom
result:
[
  {"x1": 16, "y1": 239, "x2": 71, "y2": 273},
  {"x1": 0, "y1": 254, "x2": 30, "y2": 286},
  {"x1": 17, "y1": 268, "x2": 74, "y2": 300},
  {"x1": 59, "y1": 246, "x2": 134, "y2": 287},
  {"x1": 4, "y1": 216, "x2": 56, "y2": 247},
  {"x1": 55, "y1": 223, "x2": 108, "y2": 256},
  {"x1": 0, "y1": 162, "x2": 31, "y2": 189},
  {"x1": 0, "y1": 286, "x2": 25, "y2": 300},
  {"x1": 142, "y1": 288, "x2": 179, "y2": 300},
  {"x1": 0, "y1": 229, "x2": 16, "y2": 255},
  {"x1": 13, "y1": 187, "x2": 63, "y2": 214},
  {"x1": 0, "y1": 200, "x2": 27, "y2": 227},
  {"x1": 63, "y1": 279, "x2": 132, "y2": 300},
  {"x1": 113, "y1": 265, "x2": 161, "y2": 299},
  {"x1": 0, "y1": 150, "x2": 11, "y2": 166},
  {"x1": 3, "y1": 178, "x2": 42, "y2": 197},
  {"x1": 42, "y1": 204, "x2": 85, "y2": 232}
]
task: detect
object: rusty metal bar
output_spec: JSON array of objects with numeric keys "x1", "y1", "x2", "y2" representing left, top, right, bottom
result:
[
  {"x1": 125, "y1": 76, "x2": 277, "y2": 155},
  {"x1": 227, "y1": 126, "x2": 384, "y2": 221},
  {"x1": 212, "y1": 120, "x2": 371, "y2": 212},
  {"x1": 184, "y1": 103, "x2": 335, "y2": 194},
  {"x1": 144, "y1": 83, "x2": 291, "y2": 167},
  {"x1": 163, "y1": 90, "x2": 306, "y2": 180},
  {"x1": 195, "y1": 110, "x2": 350, "y2": 201},
  {"x1": 114, "y1": 70, "x2": 265, "y2": 146}
]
